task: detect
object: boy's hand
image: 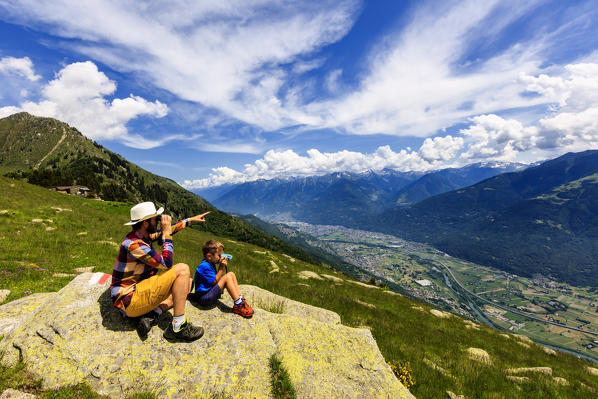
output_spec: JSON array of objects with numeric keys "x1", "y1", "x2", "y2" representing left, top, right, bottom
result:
[
  {"x1": 219, "y1": 256, "x2": 228, "y2": 267},
  {"x1": 190, "y1": 212, "x2": 210, "y2": 223},
  {"x1": 161, "y1": 215, "x2": 172, "y2": 236}
]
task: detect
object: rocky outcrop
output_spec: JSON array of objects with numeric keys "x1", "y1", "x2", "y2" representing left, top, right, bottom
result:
[
  {"x1": 505, "y1": 367, "x2": 552, "y2": 375},
  {"x1": 0, "y1": 273, "x2": 413, "y2": 399},
  {"x1": 0, "y1": 293, "x2": 55, "y2": 336},
  {"x1": 0, "y1": 389, "x2": 35, "y2": 399},
  {"x1": 466, "y1": 348, "x2": 491, "y2": 364},
  {"x1": 0, "y1": 289, "x2": 10, "y2": 303}
]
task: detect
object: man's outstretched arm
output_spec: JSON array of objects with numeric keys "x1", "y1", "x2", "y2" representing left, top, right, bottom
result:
[{"x1": 149, "y1": 211, "x2": 210, "y2": 241}]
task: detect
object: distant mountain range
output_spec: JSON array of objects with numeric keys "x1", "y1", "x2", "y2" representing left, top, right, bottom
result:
[
  {"x1": 394, "y1": 161, "x2": 532, "y2": 206},
  {"x1": 0, "y1": 112, "x2": 315, "y2": 261},
  {"x1": 369, "y1": 150, "x2": 598, "y2": 286},
  {"x1": 198, "y1": 162, "x2": 526, "y2": 224},
  {"x1": 199, "y1": 149, "x2": 598, "y2": 287},
  {"x1": 199, "y1": 169, "x2": 421, "y2": 224}
]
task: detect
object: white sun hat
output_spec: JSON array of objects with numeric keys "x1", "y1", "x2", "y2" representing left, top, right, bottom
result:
[{"x1": 124, "y1": 201, "x2": 164, "y2": 226}]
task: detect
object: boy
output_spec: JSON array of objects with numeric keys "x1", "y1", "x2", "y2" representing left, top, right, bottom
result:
[{"x1": 192, "y1": 240, "x2": 254, "y2": 318}]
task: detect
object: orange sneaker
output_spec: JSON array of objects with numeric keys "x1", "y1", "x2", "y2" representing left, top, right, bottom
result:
[{"x1": 233, "y1": 298, "x2": 254, "y2": 318}]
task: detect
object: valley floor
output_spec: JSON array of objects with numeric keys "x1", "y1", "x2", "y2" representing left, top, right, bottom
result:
[{"x1": 284, "y1": 222, "x2": 598, "y2": 363}]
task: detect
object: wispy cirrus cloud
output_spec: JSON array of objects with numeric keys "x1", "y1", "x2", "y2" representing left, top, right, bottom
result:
[
  {"x1": 308, "y1": 0, "x2": 552, "y2": 136},
  {"x1": 1, "y1": 0, "x2": 595, "y2": 141},
  {"x1": 0, "y1": 0, "x2": 360, "y2": 132},
  {"x1": 183, "y1": 60, "x2": 598, "y2": 188}
]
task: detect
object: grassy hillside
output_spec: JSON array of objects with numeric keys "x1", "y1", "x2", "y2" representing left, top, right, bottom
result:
[
  {"x1": 0, "y1": 112, "x2": 315, "y2": 263},
  {"x1": 1, "y1": 176, "x2": 597, "y2": 398}
]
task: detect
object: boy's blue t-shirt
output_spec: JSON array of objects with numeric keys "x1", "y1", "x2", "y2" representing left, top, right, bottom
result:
[{"x1": 194, "y1": 259, "x2": 217, "y2": 293}]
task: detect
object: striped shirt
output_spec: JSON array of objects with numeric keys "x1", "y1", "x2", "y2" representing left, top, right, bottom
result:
[{"x1": 111, "y1": 219, "x2": 189, "y2": 310}]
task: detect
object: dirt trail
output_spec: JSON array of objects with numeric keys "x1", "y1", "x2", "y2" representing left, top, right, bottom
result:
[{"x1": 35, "y1": 127, "x2": 67, "y2": 169}]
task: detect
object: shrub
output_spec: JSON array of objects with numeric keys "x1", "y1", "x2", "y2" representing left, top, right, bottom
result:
[{"x1": 388, "y1": 361, "x2": 415, "y2": 390}]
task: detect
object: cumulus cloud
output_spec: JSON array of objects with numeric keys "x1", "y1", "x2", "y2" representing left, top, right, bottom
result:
[
  {"x1": 459, "y1": 115, "x2": 537, "y2": 161},
  {"x1": 182, "y1": 146, "x2": 437, "y2": 189},
  {"x1": 523, "y1": 62, "x2": 598, "y2": 151},
  {"x1": 0, "y1": 56, "x2": 40, "y2": 81},
  {"x1": 419, "y1": 136, "x2": 464, "y2": 162},
  {"x1": 0, "y1": 60, "x2": 195, "y2": 149}
]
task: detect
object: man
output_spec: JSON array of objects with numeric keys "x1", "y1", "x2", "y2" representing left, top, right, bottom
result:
[{"x1": 111, "y1": 201, "x2": 209, "y2": 341}]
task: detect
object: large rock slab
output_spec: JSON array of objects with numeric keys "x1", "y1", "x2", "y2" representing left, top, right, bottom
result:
[
  {"x1": 0, "y1": 293, "x2": 56, "y2": 337},
  {"x1": 239, "y1": 285, "x2": 341, "y2": 325},
  {"x1": 0, "y1": 273, "x2": 413, "y2": 399}
]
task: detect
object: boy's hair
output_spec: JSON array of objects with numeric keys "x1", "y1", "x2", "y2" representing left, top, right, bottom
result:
[{"x1": 202, "y1": 240, "x2": 224, "y2": 257}]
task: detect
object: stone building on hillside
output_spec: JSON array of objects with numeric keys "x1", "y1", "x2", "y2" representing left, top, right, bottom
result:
[{"x1": 49, "y1": 185, "x2": 91, "y2": 196}]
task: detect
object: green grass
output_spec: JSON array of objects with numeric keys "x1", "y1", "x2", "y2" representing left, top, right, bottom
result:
[
  {"x1": 269, "y1": 354, "x2": 296, "y2": 399},
  {"x1": 1, "y1": 176, "x2": 598, "y2": 398},
  {"x1": 250, "y1": 295, "x2": 287, "y2": 314},
  {"x1": 0, "y1": 356, "x2": 155, "y2": 399}
]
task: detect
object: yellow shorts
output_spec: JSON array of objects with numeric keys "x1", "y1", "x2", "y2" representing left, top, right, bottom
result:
[{"x1": 125, "y1": 268, "x2": 177, "y2": 317}]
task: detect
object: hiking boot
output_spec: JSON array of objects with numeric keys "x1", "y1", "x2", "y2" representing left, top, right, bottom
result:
[
  {"x1": 163, "y1": 320, "x2": 204, "y2": 342},
  {"x1": 233, "y1": 298, "x2": 254, "y2": 318},
  {"x1": 136, "y1": 310, "x2": 159, "y2": 338}
]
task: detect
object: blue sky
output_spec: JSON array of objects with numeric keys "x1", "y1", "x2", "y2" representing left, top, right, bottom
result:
[{"x1": 1, "y1": 0, "x2": 598, "y2": 188}]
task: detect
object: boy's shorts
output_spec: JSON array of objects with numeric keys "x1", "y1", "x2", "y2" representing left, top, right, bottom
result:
[{"x1": 194, "y1": 284, "x2": 222, "y2": 306}]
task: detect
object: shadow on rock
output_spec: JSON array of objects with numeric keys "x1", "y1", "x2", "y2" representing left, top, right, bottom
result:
[
  {"x1": 188, "y1": 294, "x2": 233, "y2": 314},
  {"x1": 98, "y1": 288, "x2": 137, "y2": 332}
]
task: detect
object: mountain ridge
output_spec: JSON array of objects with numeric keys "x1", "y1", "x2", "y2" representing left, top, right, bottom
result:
[
  {"x1": 370, "y1": 150, "x2": 598, "y2": 286},
  {"x1": 204, "y1": 162, "x2": 527, "y2": 224},
  {"x1": 0, "y1": 112, "x2": 315, "y2": 262}
]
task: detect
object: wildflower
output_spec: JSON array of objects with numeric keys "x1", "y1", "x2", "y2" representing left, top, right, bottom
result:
[{"x1": 388, "y1": 360, "x2": 415, "y2": 389}]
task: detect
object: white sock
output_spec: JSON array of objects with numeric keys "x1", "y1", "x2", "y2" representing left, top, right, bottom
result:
[
  {"x1": 234, "y1": 296, "x2": 243, "y2": 306},
  {"x1": 172, "y1": 314, "x2": 185, "y2": 332},
  {"x1": 153, "y1": 306, "x2": 163, "y2": 315}
]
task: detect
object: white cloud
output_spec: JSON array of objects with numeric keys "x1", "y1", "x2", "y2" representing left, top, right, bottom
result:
[
  {"x1": 419, "y1": 135, "x2": 464, "y2": 162},
  {"x1": 182, "y1": 146, "x2": 436, "y2": 189},
  {"x1": 307, "y1": 0, "x2": 549, "y2": 136},
  {"x1": 325, "y1": 69, "x2": 343, "y2": 93},
  {"x1": 459, "y1": 114, "x2": 537, "y2": 161},
  {"x1": 538, "y1": 107, "x2": 598, "y2": 149},
  {"x1": 0, "y1": 0, "x2": 359, "y2": 132},
  {"x1": 0, "y1": 56, "x2": 40, "y2": 81},
  {"x1": 200, "y1": 142, "x2": 263, "y2": 155},
  {"x1": 0, "y1": 60, "x2": 191, "y2": 148},
  {"x1": 523, "y1": 62, "x2": 598, "y2": 151},
  {"x1": 183, "y1": 59, "x2": 598, "y2": 187}
]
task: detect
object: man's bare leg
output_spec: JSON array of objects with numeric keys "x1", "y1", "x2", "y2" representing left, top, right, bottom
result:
[
  {"x1": 159, "y1": 277, "x2": 193, "y2": 312},
  {"x1": 172, "y1": 263, "x2": 191, "y2": 316},
  {"x1": 163, "y1": 263, "x2": 204, "y2": 340}
]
